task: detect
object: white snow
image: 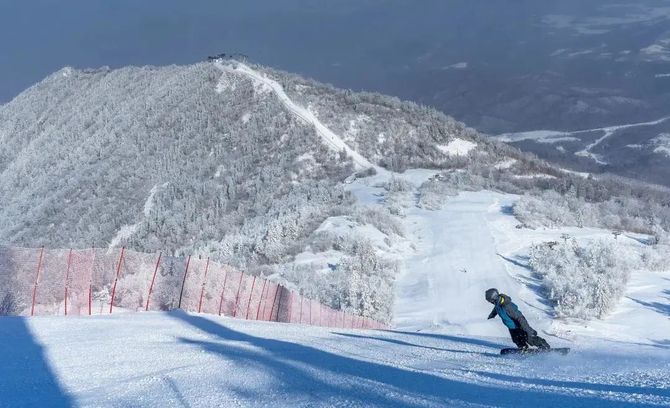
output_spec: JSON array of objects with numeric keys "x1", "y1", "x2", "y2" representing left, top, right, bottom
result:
[
  {"x1": 435, "y1": 138, "x2": 477, "y2": 156},
  {"x1": 512, "y1": 174, "x2": 557, "y2": 180},
  {"x1": 3, "y1": 177, "x2": 670, "y2": 406},
  {"x1": 109, "y1": 183, "x2": 164, "y2": 248},
  {"x1": 495, "y1": 130, "x2": 577, "y2": 144},
  {"x1": 497, "y1": 116, "x2": 670, "y2": 165},
  {"x1": 575, "y1": 116, "x2": 670, "y2": 164},
  {"x1": 216, "y1": 60, "x2": 378, "y2": 172},
  {"x1": 550, "y1": 49, "x2": 568, "y2": 57},
  {"x1": 3, "y1": 311, "x2": 669, "y2": 407},
  {"x1": 567, "y1": 50, "x2": 594, "y2": 58},
  {"x1": 444, "y1": 62, "x2": 468, "y2": 70},
  {"x1": 641, "y1": 43, "x2": 670, "y2": 62},
  {"x1": 494, "y1": 159, "x2": 517, "y2": 170},
  {"x1": 108, "y1": 224, "x2": 140, "y2": 250},
  {"x1": 652, "y1": 133, "x2": 670, "y2": 157},
  {"x1": 559, "y1": 168, "x2": 590, "y2": 179}
]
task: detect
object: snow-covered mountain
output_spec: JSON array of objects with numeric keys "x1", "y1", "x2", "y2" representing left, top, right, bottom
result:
[
  {"x1": 1, "y1": 59, "x2": 670, "y2": 407},
  {"x1": 0, "y1": 59, "x2": 506, "y2": 322},
  {"x1": 1, "y1": 59, "x2": 669, "y2": 323}
]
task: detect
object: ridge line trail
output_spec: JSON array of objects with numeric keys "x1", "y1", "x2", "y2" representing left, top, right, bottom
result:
[
  {"x1": 215, "y1": 60, "x2": 380, "y2": 172},
  {"x1": 392, "y1": 191, "x2": 535, "y2": 335}
]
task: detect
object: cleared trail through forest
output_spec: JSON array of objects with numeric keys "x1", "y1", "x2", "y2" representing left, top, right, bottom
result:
[
  {"x1": 215, "y1": 60, "x2": 377, "y2": 171},
  {"x1": 393, "y1": 191, "x2": 531, "y2": 335}
]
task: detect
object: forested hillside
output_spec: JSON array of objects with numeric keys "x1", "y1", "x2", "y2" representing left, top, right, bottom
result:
[{"x1": 1, "y1": 60, "x2": 668, "y2": 321}]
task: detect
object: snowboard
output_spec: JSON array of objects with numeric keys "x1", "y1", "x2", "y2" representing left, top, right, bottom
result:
[{"x1": 500, "y1": 347, "x2": 570, "y2": 356}]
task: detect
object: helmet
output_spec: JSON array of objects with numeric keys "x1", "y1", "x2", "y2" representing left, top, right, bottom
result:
[{"x1": 485, "y1": 288, "x2": 499, "y2": 304}]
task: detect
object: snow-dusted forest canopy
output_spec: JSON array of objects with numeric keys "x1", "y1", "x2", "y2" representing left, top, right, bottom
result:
[{"x1": 1, "y1": 60, "x2": 669, "y2": 322}]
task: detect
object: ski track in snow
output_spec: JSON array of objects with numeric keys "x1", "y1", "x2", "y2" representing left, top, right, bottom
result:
[
  {"x1": 4, "y1": 311, "x2": 669, "y2": 407},
  {"x1": 3, "y1": 177, "x2": 670, "y2": 406},
  {"x1": 215, "y1": 60, "x2": 379, "y2": 173},
  {"x1": 3, "y1": 61, "x2": 669, "y2": 406},
  {"x1": 392, "y1": 191, "x2": 529, "y2": 335},
  {"x1": 496, "y1": 115, "x2": 670, "y2": 165}
]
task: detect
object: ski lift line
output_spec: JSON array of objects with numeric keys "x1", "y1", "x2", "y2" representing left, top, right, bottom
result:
[{"x1": 215, "y1": 60, "x2": 378, "y2": 172}]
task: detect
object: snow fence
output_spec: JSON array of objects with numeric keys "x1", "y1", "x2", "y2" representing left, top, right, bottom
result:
[{"x1": 0, "y1": 246, "x2": 388, "y2": 329}]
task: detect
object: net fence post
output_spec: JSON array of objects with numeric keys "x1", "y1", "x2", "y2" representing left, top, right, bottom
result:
[
  {"x1": 255, "y1": 279, "x2": 267, "y2": 320},
  {"x1": 63, "y1": 249, "x2": 73, "y2": 316},
  {"x1": 109, "y1": 247, "x2": 126, "y2": 314},
  {"x1": 30, "y1": 247, "x2": 45, "y2": 316},
  {"x1": 87, "y1": 247, "x2": 96, "y2": 316},
  {"x1": 177, "y1": 255, "x2": 192, "y2": 310},
  {"x1": 218, "y1": 269, "x2": 229, "y2": 316},
  {"x1": 232, "y1": 271, "x2": 245, "y2": 317},
  {"x1": 245, "y1": 276, "x2": 257, "y2": 320},
  {"x1": 197, "y1": 257, "x2": 210, "y2": 313},
  {"x1": 144, "y1": 251, "x2": 162, "y2": 311}
]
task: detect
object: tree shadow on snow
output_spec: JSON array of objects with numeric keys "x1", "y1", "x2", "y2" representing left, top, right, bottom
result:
[
  {"x1": 170, "y1": 312, "x2": 659, "y2": 407},
  {"x1": 473, "y1": 371, "x2": 670, "y2": 399},
  {"x1": 627, "y1": 292, "x2": 670, "y2": 317},
  {"x1": 497, "y1": 253, "x2": 553, "y2": 308},
  {"x1": 391, "y1": 330, "x2": 509, "y2": 350},
  {"x1": 0, "y1": 317, "x2": 73, "y2": 407},
  {"x1": 331, "y1": 332, "x2": 498, "y2": 356}
]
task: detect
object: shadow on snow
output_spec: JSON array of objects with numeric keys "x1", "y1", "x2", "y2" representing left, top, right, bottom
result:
[
  {"x1": 331, "y1": 332, "x2": 498, "y2": 357},
  {"x1": 0, "y1": 317, "x2": 73, "y2": 407},
  {"x1": 170, "y1": 311, "x2": 661, "y2": 407},
  {"x1": 627, "y1": 290, "x2": 670, "y2": 317}
]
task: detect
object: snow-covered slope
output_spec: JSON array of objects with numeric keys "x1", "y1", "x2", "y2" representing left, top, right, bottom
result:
[
  {"x1": 345, "y1": 170, "x2": 670, "y2": 345},
  {"x1": 3, "y1": 311, "x2": 668, "y2": 407},
  {"x1": 216, "y1": 61, "x2": 377, "y2": 172}
]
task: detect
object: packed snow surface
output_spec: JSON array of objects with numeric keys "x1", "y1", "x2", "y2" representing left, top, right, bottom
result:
[
  {"x1": 2, "y1": 184, "x2": 670, "y2": 407},
  {"x1": 3, "y1": 311, "x2": 669, "y2": 408}
]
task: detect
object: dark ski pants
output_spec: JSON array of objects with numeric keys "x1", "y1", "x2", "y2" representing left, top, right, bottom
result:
[{"x1": 509, "y1": 328, "x2": 550, "y2": 349}]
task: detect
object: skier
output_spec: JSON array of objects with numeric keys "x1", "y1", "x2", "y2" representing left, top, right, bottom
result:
[{"x1": 485, "y1": 288, "x2": 550, "y2": 350}]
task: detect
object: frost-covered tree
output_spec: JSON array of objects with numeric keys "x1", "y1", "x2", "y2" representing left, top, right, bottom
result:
[{"x1": 529, "y1": 239, "x2": 632, "y2": 319}]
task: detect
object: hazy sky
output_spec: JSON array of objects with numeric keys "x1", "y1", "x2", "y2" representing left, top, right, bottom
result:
[{"x1": 0, "y1": 0, "x2": 608, "y2": 103}]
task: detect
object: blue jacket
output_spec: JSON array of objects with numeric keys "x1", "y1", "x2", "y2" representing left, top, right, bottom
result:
[{"x1": 488, "y1": 294, "x2": 532, "y2": 333}]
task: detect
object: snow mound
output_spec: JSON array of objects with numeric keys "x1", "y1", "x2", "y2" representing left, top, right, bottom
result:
[{"x1": 435, "y1": 138, "x2": 477, "y2": 156}]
